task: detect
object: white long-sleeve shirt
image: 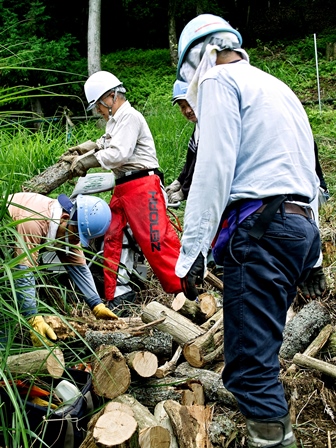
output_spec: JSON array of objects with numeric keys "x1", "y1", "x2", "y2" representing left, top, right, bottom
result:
[
  {"x1": 95, "y1": 100, "x2": 159, "y2": 178},
  {"x1": 176, "y1": 60, "x2": 319, "y2": 278}
]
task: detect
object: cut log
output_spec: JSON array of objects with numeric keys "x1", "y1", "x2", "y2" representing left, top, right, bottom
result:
[
  {"x1": 286, "y1": 324, "x2": 334, "y2": 374},
  {"x1": 113, "y1": 394, "x2": 171, "y2": 448},
  {"x1": 198, "y1": 292, "x2": 218, "y2": 319},
  {"x1": 80, "y1": 401, "x2": 136, "y2": 448},
  {"x1": 5, "y1": 348, "x2": 64, "y2": 378},
  {"x1": 154, "y1": 401, "x2": 179, "y2": 448},
  {"x1": 280, "y1": 300, "x2": 332, "y2": 360},
  {"x1": 181, "y1": 380, "x2": 205, "y2": 405},
  {"x1": 141, "y1": 301, "x2": 205, "y2": 346},
  {"x1": 183, "y1": 315, "x2": 224, "y2": 368},
  {"x1": 91, "y1": 345, "x2": 131, "y2": 399},
  {"x1": 125, "y1": 351, "x2": 158, "y2": 378},
  {"x1": 93, "y1": 411, "x2": 139, "y2": 448},
  {"x1": 155, "y1": 346, "x2": 182, "y2": 379},
  {"x1": 171, "y1": 292, "x2": 217, "y2": 323},
  {"x1": 293, "y1": 353, "x2": 336, "y2": 378},
  {"x1": 163, "y1": 400, "x2": 214, "y2": 448},
  {"x1": 200, "y1": 309, "x2": 223, "y2": 331},
  {"x1": 175, "y1": 362, "x2": 237, "y2": 408},
  {"x1": 86, "y1": 327, "x2": 173, "y2": 359},
  {"x1": 204, "y1": 270, "x2": 223, "y2": 292},
  {"x1": 22, "y1": 160, "x2": 74, "y2": 195}
]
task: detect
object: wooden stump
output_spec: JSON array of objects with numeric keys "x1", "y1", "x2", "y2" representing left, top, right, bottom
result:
[
  {"x1": 141, "y1": 301, "x2": 205, "y2": 346},
  {"x1": 125, "y1": 351, "x2": 158, "y2": 378},
  {"x1": 91, "y1": 345, "x2": 131, "y2": 399},
  {"x1": 154, "y1": 401, "x2": 179, "y2": 448},
  {"x1": 5, "y1": 348, "x2": 65, "y2": 378}
]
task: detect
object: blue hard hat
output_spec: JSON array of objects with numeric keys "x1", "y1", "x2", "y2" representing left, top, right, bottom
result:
[{"x1": 172, "y1": 80, "x2": 189, "y2": 105}]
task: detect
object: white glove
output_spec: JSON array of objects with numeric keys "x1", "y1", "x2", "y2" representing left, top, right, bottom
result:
[
  {"x1": 59, "y1": 140, "x2": 98, "y2": 160},
  {"x1": 166, "y1": 179, "x2": 181, "y2": 195},
  {"x1": 168, "y1": 189, "x2": 184, "y2": 203},
  {"x1": 96, "y1": 134, "x2": 112, "y2": 150}
]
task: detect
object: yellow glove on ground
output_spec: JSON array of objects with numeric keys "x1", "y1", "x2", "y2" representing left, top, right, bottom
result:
[
  {"x1": 28, "y1": 316, "x2": 57, "y2": 347},
  {"x1": 92, "y1": 303, "x2": 119, "y2": 320},
  {"x1": 30, "y1": 397, "x2": 58, "y2": 409}
]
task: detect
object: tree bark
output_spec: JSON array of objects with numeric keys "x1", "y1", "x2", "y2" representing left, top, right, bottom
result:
[
  {"x1": 286, "y1": 324, "x2": 334, "y2": 374},
  {"x1": 5, "y1": 348, "x2": 64, "y2": 378},
  {"x1": 154, "y1": 401, "x2": 179, "y2": 448},
  {"x1": 204, "y1": 270, "x2": 224, "y2": 292},
  {"x1": 280, "y1": 300, "x2": 332, "y2": 360},
  {"x1": 88, "y1": 0, "x2": 101, "y2": 76},
  {"x1": 91, "y1": 345, "x2": 131, "y2": 399},
  {"x1": 155, "y1": 346, "x2": 182, "y2": 379},
  {"x1": 141, "y1": 301, "x2": 205, "y2": 346},
  {"x1": 86, "y1": 327, "x2": 173, "y2": 359}
]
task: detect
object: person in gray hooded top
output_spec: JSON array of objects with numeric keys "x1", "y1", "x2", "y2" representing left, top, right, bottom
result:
[{"x1": 174, "y1": 14, "x2": 321, "y2": 448}]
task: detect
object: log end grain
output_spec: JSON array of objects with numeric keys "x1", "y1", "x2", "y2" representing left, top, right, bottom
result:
[{"x1": 93, "y1": 411, "x2": 138, "y2": 447}]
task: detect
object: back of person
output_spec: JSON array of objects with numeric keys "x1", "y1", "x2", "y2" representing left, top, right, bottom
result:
[{"x1": 198, "y1": 61, "x2": 319, "y2": 204}]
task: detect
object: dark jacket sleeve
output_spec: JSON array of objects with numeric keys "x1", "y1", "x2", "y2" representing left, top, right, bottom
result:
[{"x1": 177, "y1": 126, "x2": 198, "y2": 199}]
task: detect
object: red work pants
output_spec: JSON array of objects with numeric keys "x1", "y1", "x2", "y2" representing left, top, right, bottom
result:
[{"x1": 104, "y1": 174, "x2": 182, "y2": 301}]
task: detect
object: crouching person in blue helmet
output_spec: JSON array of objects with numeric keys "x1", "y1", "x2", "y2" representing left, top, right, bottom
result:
[
  {"x1": 7, "y1": 191, "x2": 118, "y2": 347},
  {"x1": 175, "y1": 14, "x2": 321, "y2": 448}
]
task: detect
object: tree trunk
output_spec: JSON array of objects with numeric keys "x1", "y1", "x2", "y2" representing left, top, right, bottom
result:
[
  {"x1": 168, "y1": 0, "x2": 178, "y2": 66},
  {"x1": 91, "y1": 345, "x2": 131, "y2": 399},
  {"x1": 5, "y1": 348, "x2": 64, "y2": 378},
  {"x1": 141, "y1": 301, "x2": 205, "y2": 346},
  {"x1": 88, "y1": 0, "x2": 101, "y2": 76}
]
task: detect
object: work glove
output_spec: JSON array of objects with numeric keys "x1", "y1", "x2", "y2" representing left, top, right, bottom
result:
[
  {"x1": 92, "y1": 303, "x2": 119, "y2": 320},
  {"x1": 60, "y1": 140, "x2": 99, "y2": 159},
  {"x1": 95, "y1": 133, "x2": 112, "y2": 150},
  {"x1": 168, "y1": 189, "x2": 184, "y2": 204},
  {"x1": 298, "y1": 266, "x2": 326, "y2": 299},
  {"x1": 28, "y1": 315, "x2": 57, "y2": 347},
  {"x1": 181, "y1": 253, "x2": 205, "y2": 301},
  {"x1": 165, "y1": 179, "x2": 181, "y2": 195},
  {"x1": 66, "y1": 149, "x2": 101, "y2": 179}
]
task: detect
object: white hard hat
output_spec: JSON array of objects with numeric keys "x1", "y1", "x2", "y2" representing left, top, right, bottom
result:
[
  {"x1": 84, "y1": 71, "x2": 124, "y2": 111},
  {"x1": 177, "y1": 14, "x2": 242, "y2": 77}
]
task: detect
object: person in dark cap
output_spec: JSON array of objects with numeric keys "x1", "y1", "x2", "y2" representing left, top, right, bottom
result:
[{"x1": 7, "y1": 191, "x2": 117, "y2": 347}]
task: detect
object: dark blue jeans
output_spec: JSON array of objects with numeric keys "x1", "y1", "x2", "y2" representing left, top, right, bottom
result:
[{"x1": 222, "y1": 211, "x2": 320, "y2": 419}]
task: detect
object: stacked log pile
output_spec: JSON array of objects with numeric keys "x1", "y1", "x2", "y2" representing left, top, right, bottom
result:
[{"x1": 63, "y1": 290, "x2": 335, "y2": 448}]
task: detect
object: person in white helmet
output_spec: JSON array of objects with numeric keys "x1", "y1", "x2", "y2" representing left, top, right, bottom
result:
[
  {"x1": 174, "y1": 14, "x2": 321, "y2": 448},
  {"x1": 69, "y1": 71, "x2": 182, "y2": 311},
  {"x1": 7, "y1": 191, "x2": 118, "y2": 347},
  {"x1": 165, "y1": 79, "x2": 199, "y2": 204}
]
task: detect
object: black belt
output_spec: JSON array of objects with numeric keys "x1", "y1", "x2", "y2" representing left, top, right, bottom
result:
[{"x1": 115, "y1": 168, "x2": 163, "y2": 185}]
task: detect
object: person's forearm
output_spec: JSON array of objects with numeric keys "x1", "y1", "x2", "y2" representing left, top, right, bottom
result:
[{"x1": 66, "y1": 264, "x2": 101, "y2": 309}]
